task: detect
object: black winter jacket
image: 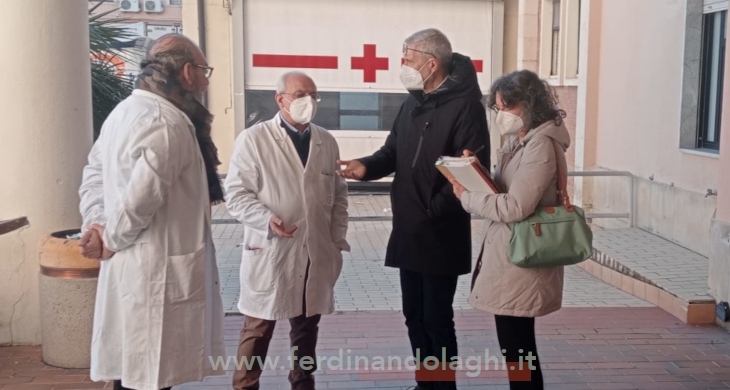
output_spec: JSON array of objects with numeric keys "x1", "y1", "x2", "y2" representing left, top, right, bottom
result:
[{"x1": 359, "y1": 53, "x2": 490, "y2": 276}]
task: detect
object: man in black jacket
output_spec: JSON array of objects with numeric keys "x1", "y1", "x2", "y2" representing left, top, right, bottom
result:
[{"x1": 338, "y1": 28, "x2": 489, "y2": 390}]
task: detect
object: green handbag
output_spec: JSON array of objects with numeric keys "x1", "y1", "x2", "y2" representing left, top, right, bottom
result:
[{"x1": 507, "y1": 141, "x2": 593, "y2": 268}]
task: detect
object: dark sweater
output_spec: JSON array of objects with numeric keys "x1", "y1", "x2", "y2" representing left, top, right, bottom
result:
[{"x1": 281, "y1": 117, "x2": 311, "y2": 168}]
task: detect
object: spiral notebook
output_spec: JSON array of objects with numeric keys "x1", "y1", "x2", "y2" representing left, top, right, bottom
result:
[{"x1": 435, "y1": 156, "x2": 502, "y2": 195}]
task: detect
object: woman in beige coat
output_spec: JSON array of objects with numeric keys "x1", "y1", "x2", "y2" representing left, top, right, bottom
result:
[{"x1": 451, "y1": 70, "x2": 570, "y2": 390}]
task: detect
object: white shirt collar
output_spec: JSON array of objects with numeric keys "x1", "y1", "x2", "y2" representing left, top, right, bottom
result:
[{"x1": 279, "y1": 112, "x2": 310, "y2": 136}]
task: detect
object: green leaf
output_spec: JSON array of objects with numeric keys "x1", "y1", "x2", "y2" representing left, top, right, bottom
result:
[{"x1": 89, "y1": 0, "x2": 136, "y2": 140}]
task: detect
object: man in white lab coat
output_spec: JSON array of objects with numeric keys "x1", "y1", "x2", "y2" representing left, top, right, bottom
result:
[
  {"x1": 78, "y1": 35, "x2": 225, "y2": 390},
  {"x1": 225, "y1": 71, "x2": 350, "y2": 390}
]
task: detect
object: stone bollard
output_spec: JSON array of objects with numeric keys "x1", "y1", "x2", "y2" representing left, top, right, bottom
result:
[{"x1": 38, "y1": 229, "x2": 100, "y2": 369}]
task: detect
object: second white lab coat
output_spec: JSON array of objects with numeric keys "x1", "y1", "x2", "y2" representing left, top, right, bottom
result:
[{"x1": 225, "y1": 114, "x2": 349, "y2": 321}]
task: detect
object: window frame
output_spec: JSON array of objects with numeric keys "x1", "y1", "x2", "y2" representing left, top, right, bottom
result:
[
  {"x1": 678, "y1": 0, "x2": 726, "y2": 153},
  {"x1": 698, "y1": 9, "x2": 726, "y2": 150},
  {"x1": 550, "y1": 0, "x2": 561, "y2": 76},
  {"x1": 541, "y1": 0, "x2": 581, "y2": 86}
]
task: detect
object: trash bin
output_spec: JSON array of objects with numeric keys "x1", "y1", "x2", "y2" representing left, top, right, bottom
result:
[{"x1": 38, "y1": 229, "x2": 99, "y2": 369}]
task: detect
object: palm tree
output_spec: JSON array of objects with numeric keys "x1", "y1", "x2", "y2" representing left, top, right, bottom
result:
[{"x1": 89, "y1": 1, "x2": 135, "y2": 139}]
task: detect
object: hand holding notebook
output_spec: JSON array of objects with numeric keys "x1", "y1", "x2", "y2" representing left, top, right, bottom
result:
[{"x1": 435, "y1": 155, "x2": 502, "y2": 195}]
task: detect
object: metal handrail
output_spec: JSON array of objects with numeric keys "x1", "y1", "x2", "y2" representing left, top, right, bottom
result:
[
  {"x1": 344, "y1": 171, "x2": 635, "y2": 226},
  {"x1": 568, "y1": 171, "x2": 634, "y2": 227},
  {"x1": 213, "y1": 171, "x2": 635, "y2": 227}
]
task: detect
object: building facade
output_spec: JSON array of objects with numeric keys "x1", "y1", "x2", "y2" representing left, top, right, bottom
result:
[
  {"x1": 182, "y1": 0, "x2": 730, "y2": 323},
  {"x1": 89, "y1": 0, "x2": 183, "y2": 37},
  {"x1": 182, "y1": 0, "x2": 505, "y2": 171},
  {"x1": 502, "y1": 0, "x2": 582, "y2": 194},
  {"x1": 2, "y1": 0, "x2": 730, "y2": 346},
  {"x1": 89, "y1": 0, "x2": 184, "y2": 81},
  {"x1": 543, "y1": 0, "x2": 730, "y2": 318}
]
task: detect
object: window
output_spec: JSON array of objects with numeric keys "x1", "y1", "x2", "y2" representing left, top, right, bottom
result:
[
  {"x1": 698, "y1": 9, "x2": 726, "y2": 150},
  {"x1": 679, "y1": 0, "x2": 726, "y2": 151},
  {"x1": 551, "y1": 0, "x2": 561, "y2": 76},
  {"x1": 244, "y1": 91, "x2": 408, "y2": 131},
  {"x1": 540, "y1": 0, "x2": 579, "y2": 83}
]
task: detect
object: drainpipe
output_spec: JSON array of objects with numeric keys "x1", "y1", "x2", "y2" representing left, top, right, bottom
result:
[{"x1": 197, "y1": 0, "x2": 208, "y2": 106}]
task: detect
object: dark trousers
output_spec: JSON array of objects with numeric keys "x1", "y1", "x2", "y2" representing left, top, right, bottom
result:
[
  {"x1": 113, "y1": 381, "x2": 170, "y2": 390},
  {"x1": 234, "y1": 260, "x2": 319, "y2": 390},
  {"x1": 494, "y1": 315, "x2": 544, "y2": 390},
  {"x1": 232, "y1": 313, "x2": 321, "y2": 390},
  {"x1": 400, "y1": 269, "x2": 459, "y2": 390}
]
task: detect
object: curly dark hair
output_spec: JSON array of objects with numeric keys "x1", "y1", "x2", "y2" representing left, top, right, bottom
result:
[{"x1": 486, "y1": 70, "x2": 566, "y2": 129}]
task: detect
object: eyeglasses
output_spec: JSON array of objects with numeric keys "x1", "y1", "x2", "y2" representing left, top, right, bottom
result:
[
  {"x1": 282, "y1": 92, "x2": 321, "y2": 102},
  {"x1": 402, "y1": 43, "x2": 435, "y2": 57},
  {"x1": 193, "y1": 64, "x2": 214, "y2": 78}
]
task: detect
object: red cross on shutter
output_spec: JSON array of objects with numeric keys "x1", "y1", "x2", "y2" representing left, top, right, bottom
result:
[{"x1": 351, "y1": 44, "x2": 389, "y2": 83}]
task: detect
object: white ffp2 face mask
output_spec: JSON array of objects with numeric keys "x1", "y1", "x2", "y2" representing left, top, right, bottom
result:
[
  {"x1": 399, "y1": 60, "x2": 434, "y2": 91},
  {"x1": 284, "y1": 96, "x2": 317, "y2": 125},
  {"x1": 495, "y1": 111, "x2": 525, "y2": 136}
]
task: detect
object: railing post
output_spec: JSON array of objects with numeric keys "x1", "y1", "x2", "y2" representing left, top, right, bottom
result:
[
  {"x1": 629, "y1": 173, "x2": 635, "y2": 227},
  {"x1": 566, "y1": 171, "x2": 634, "y2": 228}
]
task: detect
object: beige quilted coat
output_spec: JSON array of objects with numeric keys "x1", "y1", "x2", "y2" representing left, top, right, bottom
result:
[{"x1": 460, "y1": 120, "x2": 571, "y2": 317}]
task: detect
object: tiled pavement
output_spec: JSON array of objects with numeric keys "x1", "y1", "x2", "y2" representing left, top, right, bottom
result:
[
  {"x1": 5, "y1": 195, "x2": 729, "y2": 390},
  {"x1": 592, "y1": 228, "x2": 713, "y2": 304},
  {"x1": 6, "y1": 308, "x2": 730, "y2": 389},
  {"x1": 214, "y1": 196, "x2": 652, "y2": 313},
  {"x1": 203, "y1": 308, "x2": 730, "y2": 390}
]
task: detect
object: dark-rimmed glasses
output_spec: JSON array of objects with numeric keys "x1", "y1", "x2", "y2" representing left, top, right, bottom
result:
[
  {"x1": 282, "y1": 92, "x2": 322, "y2": 102},
  {"x1": 193, "y1": 64, "x2": 214, "y2": 78},
  {"x1": 402, "y1": 43, "x2": 435, "y2": 57}
]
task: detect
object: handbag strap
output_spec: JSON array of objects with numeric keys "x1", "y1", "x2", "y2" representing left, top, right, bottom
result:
[{"x1": 550, "y1": 140, "x2": 573, "y2": 211}]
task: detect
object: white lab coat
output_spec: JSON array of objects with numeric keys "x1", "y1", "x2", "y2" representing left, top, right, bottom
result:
[
  {"x1": 79, "y1": 90, "x2": 225, "y2": 390},
  {"x1": 225, "y1": 114, "x2": 350, "y2": 321}
]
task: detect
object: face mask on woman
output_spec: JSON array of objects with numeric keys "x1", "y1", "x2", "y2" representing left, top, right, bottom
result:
[{"x1": 495, "y1": 111, "x2": 525, "y2": 136}]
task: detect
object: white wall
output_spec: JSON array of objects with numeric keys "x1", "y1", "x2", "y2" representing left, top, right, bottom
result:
[
  {"x1": 0, "y1": 0, "x2": 92, "y2": 345},
  {"x1": 586, "y1": 0, "x2": 719, "y2": 255},
  {"x1": 594, "y1": 0, "x2": 718, "y2": 192}
]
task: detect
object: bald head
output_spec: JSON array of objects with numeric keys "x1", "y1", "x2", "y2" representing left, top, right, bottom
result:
[
  {"x1": 142, "y1": 34, "x2": 204, "y2": 74},
  {"x1": 141, "y1": 34, "x2": 210, "y2": 100},
  {"x1": 148, "y1": 34, "x2": 200, "y2": 58}
]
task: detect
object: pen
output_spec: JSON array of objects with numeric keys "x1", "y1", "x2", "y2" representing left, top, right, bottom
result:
[{"x1": 471, "y1": 145, "x2": 485, "y2": 155}]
